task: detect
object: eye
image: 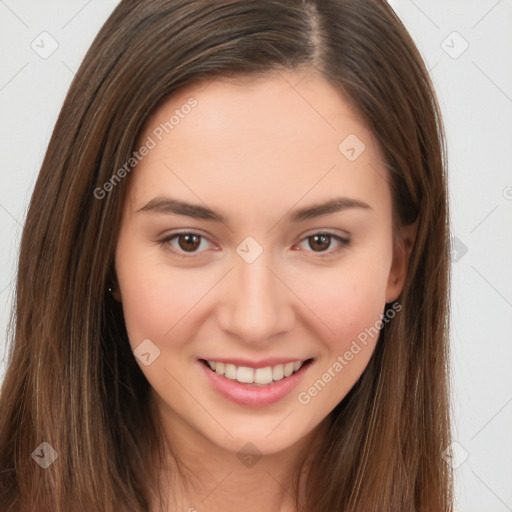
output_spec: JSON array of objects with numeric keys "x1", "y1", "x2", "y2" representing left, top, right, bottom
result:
[
  {"x1": 295, "y1": 232, "x2": 350, "y2": 256},
  {"x1": 158, "y1": 231, "x2": 214, "y2": 257},
  {"x1": 157, "y1": 230, "x2": 350, "y2": 258}
]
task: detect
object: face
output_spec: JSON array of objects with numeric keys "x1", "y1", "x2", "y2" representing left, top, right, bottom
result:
[{"x1": 113, "y1": 70, "x2": 412, "y2": 456}]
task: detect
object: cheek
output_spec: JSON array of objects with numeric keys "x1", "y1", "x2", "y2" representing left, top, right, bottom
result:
[
  {"x1": 292, "y1": 261, "x2": 390, "y2": 417},
  {"x1": 293, "y1": 255, "x2": 390, "y2": 353},
  {"x1": 115, "y1": 240, "x2": 205, "y2": 349}
]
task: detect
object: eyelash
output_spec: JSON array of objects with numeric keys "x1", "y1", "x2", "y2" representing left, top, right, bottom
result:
[{"x1": 157, "y1": 231, "x2": 351, "y2": 258}]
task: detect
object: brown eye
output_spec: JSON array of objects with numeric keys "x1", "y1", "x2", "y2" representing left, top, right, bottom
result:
[
  {"x1": 177, "y1": 233, "x2": 201, "y2": 252},
  {"x1": 158, "y1": 232, "x2": 213, "y2": 257},
  {"x1": 296, "y1": 232, "x2": 350, "y2": 256},
  {"x1": 308, "y1": 234, "x2": 332, "y2": 252}
]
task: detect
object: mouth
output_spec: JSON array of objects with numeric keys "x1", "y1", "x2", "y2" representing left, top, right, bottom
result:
[
  {"x1": 199, "y1": 358, "x2": 314, "y2": 387},
  {"x1": 198, "y1": 356, "x2": 314, "y2": 407}
]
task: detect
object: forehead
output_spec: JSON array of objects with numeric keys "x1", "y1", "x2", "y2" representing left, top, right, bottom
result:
[{"x1": 127, "y1": 70, "x2": 390, "y2": 217}]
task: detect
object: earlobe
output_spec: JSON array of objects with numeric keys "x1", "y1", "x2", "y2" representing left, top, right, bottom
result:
[
  {"x1": 111, "y1": 286, "x2": 122, "y2": 302},
  {"x1": 107, "y1": 266, "x2": 122, "y2": 302},
  {"x1": 108, "y1": 277, "x2": 122, "y2": 302},
  {"x1": 385, "y1": 220, "x2": 418, "y2": 303}
]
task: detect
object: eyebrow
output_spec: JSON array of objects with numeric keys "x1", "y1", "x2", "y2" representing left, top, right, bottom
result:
[{"x1": 137, "y1": 196, "x2": 372, "y2": 224}]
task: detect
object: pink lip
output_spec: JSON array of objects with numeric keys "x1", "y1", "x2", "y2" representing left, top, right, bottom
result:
[{"x1": 198, "y1": 359, "x2": 312, "y2": 408}]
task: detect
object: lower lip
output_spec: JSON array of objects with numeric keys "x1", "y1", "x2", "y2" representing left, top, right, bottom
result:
[{"x1": 198, "y1": 359, "x2": 312, "y2": 408}]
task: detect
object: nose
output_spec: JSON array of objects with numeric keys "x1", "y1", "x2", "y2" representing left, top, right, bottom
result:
[{"x1": 217, "y1": 251, "x2": 295, "y2": 344}]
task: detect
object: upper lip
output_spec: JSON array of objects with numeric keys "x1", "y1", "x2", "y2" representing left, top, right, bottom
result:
[{"x1": 199, "y1": 357, "x2": 313, "y2": 369}]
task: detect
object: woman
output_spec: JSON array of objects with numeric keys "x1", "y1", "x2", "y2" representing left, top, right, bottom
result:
[{"x1": 0, "y1": 1, "x2": 452, "y2": 510}]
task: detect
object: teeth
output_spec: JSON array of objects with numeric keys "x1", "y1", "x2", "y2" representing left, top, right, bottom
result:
[
  {"x1": 206, "y1": 359, "x2": 307, "y2": 385},
  {"x1": 272, "y1": 364, "x2": 284, "y2": 381},
  {"x1": 254, "y1": 366, "x2": 273, "y2": 385},
  {"x1": 237, "y1": 366, "x2": 254, "y2": 383},
  {"x1": 283, "y1": 362, "x2": 294, "y2": 377},
  {"x1": 225, "y1": 363, "x2": 237, "y2": 379}
]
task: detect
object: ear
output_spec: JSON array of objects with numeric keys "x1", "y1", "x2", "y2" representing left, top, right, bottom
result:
[
  {"x1": 385, "y1": 220, "x2": 418, "y2": 303},
  {"x1": 111, "y1": 284, "x2": 122, "y2": 302},
  {"x1": 107, "y1": 267, "x2": 122, "y2": 302}
]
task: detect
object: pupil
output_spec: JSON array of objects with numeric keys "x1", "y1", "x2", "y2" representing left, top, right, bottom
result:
[
  {"x1": 310, "y1": 234, "x2": 330, "y2": 252},
  {"x1": 179, "y1": 234, "x2": 200, "y2": 252},
  {"x1": 176, "y1": 234, "x2": 331, "y2": 253}
]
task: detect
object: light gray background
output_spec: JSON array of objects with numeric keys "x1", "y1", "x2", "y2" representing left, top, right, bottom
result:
[{"x1": 1, "y1": 1, "x2": 511, "y2": 510}]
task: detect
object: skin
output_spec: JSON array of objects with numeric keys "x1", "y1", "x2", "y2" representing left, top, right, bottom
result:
[{"x1": 113, "y1": 69, "x2": 416, "y2": 512}]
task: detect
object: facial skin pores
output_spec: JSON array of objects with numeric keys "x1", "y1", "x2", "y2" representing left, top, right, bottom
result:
[{"x1": 113, "y1": 69, "x2": 413, "y2": 510}]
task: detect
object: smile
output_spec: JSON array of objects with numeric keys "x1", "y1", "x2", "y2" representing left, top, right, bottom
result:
[
  {"x1": 198, "y1": 357, "x2": 314, "y2": 407},
  {"x1": 203, "y1": 359, "x2": 310, "y2": 386}
]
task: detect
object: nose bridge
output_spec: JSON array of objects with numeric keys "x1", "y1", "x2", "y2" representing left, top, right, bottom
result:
[{"x1": 219, "y1": 246, "x2": 292, "y2": 342}]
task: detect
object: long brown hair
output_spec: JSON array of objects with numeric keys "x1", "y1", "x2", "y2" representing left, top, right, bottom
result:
[{"x1": 0, "y1": 1, "x2": 452, "y2": 510}]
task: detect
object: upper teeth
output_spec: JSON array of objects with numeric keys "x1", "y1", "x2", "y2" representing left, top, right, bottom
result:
[{"x1": 207, "y1": 360, "x2": 305, "y2": 385}]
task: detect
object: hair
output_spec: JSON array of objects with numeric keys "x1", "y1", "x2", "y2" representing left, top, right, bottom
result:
[{"x1": 0, "y1": 0, "x2": 452, "y2": 510}]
